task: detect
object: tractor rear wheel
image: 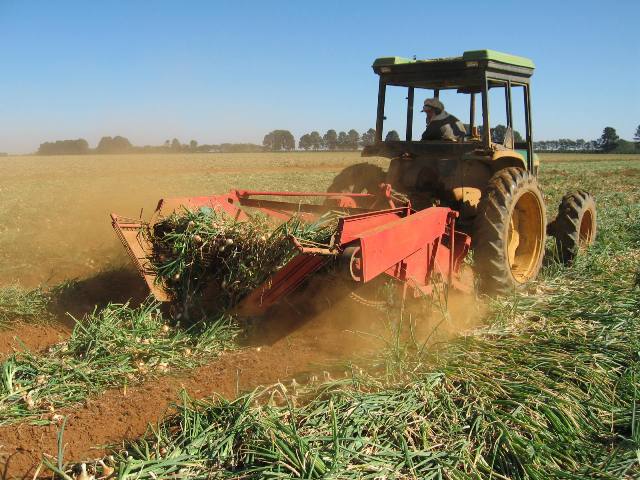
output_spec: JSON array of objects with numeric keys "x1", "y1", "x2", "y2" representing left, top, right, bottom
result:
[
  {"x1": 473, "y1": 167, "x2": 546, "y2": 294},
  {"x1": 326, "y1": 162, "x2": 386, "y2": 208},
  {"x1": 548, "y1": 190, "x2": 596, "y2": 264}
]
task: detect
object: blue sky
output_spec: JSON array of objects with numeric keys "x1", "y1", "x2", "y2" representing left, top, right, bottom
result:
[{"x1": 0, "y1": 0, "x2": 638, "y2": 153}]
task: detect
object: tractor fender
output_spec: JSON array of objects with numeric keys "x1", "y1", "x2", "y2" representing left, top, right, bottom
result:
[{"x1": 490, "y1": 150, "x2": 527, "y2": 172}]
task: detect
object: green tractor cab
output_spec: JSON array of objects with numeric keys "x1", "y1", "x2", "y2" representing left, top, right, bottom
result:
[{"x1": 365, "y1": 49, "x2": 537, "y2": 172}]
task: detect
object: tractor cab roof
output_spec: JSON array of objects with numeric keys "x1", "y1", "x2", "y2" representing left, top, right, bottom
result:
[{"x1": 372, "y1": 49, "x2": 534, "y2": 91}]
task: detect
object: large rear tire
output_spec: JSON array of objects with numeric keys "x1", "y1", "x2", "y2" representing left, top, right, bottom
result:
[
  {"x1": 473, "y1": 167, "x2": 546, "y2": 294},
  {"x1": 548, "y1": 190, "x2": 596, "y2": 264},
  {"x1": 326, "y1": 162, "x2": 386, "y2": 208}
]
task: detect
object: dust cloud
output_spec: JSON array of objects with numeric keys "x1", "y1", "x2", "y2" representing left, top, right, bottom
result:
[{"x1": 242, "y1": 272, "x2": 486, "y2": 369}]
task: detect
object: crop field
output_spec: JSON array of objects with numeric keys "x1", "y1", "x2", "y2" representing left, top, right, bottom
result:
[{"x1": 0, "y1": 152, "x2": 639, "y2": 478}]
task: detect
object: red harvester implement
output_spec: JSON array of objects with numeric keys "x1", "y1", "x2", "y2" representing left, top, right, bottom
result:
[{"x1": 111, "y1": 185, "x2": 471, "y2": 315}]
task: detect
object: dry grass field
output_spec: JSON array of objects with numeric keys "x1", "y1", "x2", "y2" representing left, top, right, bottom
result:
[{"x1": 0, "y1": 151, "x2": 639, "y2": 478}]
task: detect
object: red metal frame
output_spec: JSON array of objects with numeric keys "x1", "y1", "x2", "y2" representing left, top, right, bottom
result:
[{"x1": 111, "y1": 187, "x2": 471, "y2": 314}]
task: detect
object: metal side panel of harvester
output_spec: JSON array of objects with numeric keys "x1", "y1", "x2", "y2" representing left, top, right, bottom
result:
[{"x1": 111, "y1": 187, "x2": 471, "y2": 315}]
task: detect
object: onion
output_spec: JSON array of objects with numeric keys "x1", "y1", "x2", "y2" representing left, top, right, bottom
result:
[
  {"x1": 98, "y1": 459, "x2": 114, "y2": 479},
  {"x1": 77, "y1": 463, "x2": 93, "y2": 480},
  {"x1": 24, "y1": 393, "x2": 36, "y2": 410}
]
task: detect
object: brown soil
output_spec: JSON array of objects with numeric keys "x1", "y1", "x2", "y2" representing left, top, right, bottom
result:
[
  {"x1": 0, "y1": 322, "x2": 71, "y2": 360},
  {"x1": 52, "y1": 267, "x2": 148, "y2": 319},
  {"x1": 0, "y1": 268, "x2": 147, "y2": 362},
  {"x1": 0, "y1": 349, "x2": 321, "y2": 479}
]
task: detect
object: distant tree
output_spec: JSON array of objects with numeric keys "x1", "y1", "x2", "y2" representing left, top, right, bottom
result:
[
  {"x1": 490, "y1": 124, "x2": 523, "y2": 144},
  {"x1": 37, "y1": 139, "x2": 90, "y2": 155},
  {"x1": 309, "y1": 131, "x2": 323, "y2": 150},
  {"x1": 361, "y1": 128, "x2": 376, "y2": 147},
  {"x1": 558, "y1": 138, "x2": 571, "y2": 151},
  {"x1": 96, "y1": 135, "x2": 132, "y2": 154},
  {"x1": 164, "y1": 140, "x2": 171, "y2": 147},
  {"x1": 491, "y1": 125, "x2": 507, "y2": 144},
  {"x1": 96, "y1": 136, "x2": 111, "y2": 153},
  {"x1": 263, "y1": 130, "x2": 295, "y2": 151},
  {"x1": 171, "y1": 138, "x2": 182, "y2": 151},
  {"x1": 385, "y1": 130, "x2": 400, "y2": 142},
  {"x1": 263, "y1": 132, "x2": 275, "y2": 150},
  {"x1": 597, "y1": 127, "x2": 619, "y2": 152},
  {"x1": 337, "y1": 131, "x2": 348, "y2": 149},
  {"x1": 281, "y1": 131, "x2": 295, "y2": 150},
  {"x1": 513, "y1": 130, "x2": 523, "y2": 143},
  {"x1": 347, "y1": 129, "x2": 360, "y2": 150},
  {"x1": 219, "y1": 143, "x2": 264, "y2": 153},
  {"x1": 196, "y1": 144, "x2": 212, "y2": 153},
  {"x1": 634, "y1": 125, "x2": 640, "y2": 150},
  {"x1": 189, "y1": 140, "x2": 198, "y2": 151},
  {"x1": 323, "y1": 129, "x2": 338, "y2": 150},
  {"x1": 298, "y1": 133, "x2": 312, "y2": 150}
]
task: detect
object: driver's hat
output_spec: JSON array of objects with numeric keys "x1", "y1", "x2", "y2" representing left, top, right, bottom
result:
[{"x1": 422, "y1": 98, "x2": 444, "y2": 112}]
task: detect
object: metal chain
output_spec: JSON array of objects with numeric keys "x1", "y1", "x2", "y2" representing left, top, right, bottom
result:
[{"x1": 347, "y1": 291, "x2": 388, "y2": 310}]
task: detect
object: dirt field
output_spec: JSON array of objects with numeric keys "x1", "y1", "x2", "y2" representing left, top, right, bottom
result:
[{"x1": 1, "y1": 152, "x2": 639, "y2": 478}]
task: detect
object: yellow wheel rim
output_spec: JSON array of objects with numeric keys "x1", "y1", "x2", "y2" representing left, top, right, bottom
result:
[
  {"x1": 579, "y1": 209, "x2": 595, "y2": 249},
  {"x1": 507, "y1": 191, "x2": 544, "y2": 283}
]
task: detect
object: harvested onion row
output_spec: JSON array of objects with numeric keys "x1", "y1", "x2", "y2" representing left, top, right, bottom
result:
[
  {"x1": 0, "y1": 300, "x2": 237, "y2": 425},
  {"x1": 147, "y1": 207, "x2": 339, "y2": 313}
]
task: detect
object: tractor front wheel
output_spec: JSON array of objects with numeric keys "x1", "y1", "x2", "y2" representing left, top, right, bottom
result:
[
  {"x1": 473, "y1": 167, "x2": 546, "y2": 294},
  {"x1": 548, "y1": 190, "x2": 597, "y2": 264}
]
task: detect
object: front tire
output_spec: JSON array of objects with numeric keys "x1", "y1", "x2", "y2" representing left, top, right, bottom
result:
[
  {"x1": 548, "y1": 190, "x2": 596, "y2": 264},
  {"x1": 473, "y1": 167, "x2": 546, "y2": 294}
]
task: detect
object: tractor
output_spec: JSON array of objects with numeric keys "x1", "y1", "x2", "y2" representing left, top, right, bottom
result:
[
  {"x1": 111, "y1": 49, "x2": 597, "y2": 315},
  {"x1": 328, "y1": 49, "x2": 597, "y2": 293}
]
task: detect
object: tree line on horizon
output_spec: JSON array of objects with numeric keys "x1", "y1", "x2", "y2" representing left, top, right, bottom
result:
[
  {"x1": 534, "y1": 126, "x2": 639, "y2": 153},
  {"x1": 263, "y1": 129, "x2": 378, "y2": 151},
  {"x1": 32, "y1": 124, "x2": 639, "y2": 155},
  {"x1": 36, "y1": 136, "x2": 265, "y2": 155}
]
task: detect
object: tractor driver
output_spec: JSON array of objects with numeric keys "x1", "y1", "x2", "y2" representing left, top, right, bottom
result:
[{"x1": 421, "y1": 98, "x2": 466, "y2": 141}]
